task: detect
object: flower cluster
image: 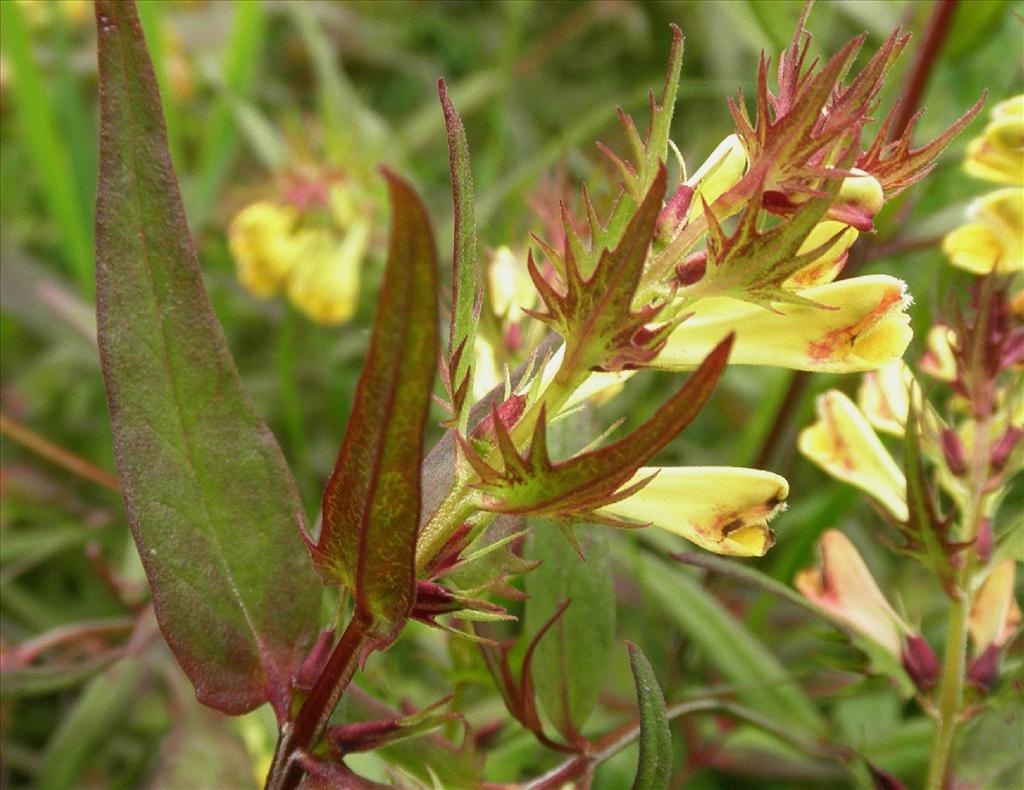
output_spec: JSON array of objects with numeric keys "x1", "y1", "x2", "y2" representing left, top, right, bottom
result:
[
  {"x1": 229, "y1": 171, "x2": 371, "y2": 324},
  {"x1": 943, "y1": 96, "x2": 1023, "y2": 275},
  {"x1": 438, "y1": 15, "x2": 978, "y2": 569},
  {"x1": 795, "y1": 91, "x2": 1022, "y2": 786}
]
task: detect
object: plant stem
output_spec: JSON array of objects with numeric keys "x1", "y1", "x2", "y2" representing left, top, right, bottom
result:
[
  {"x1": 265, "y1": 616, "x2": 371, "y2": 790},
  {"x1": 926, "y1": 589, "x2": 968, "y2": 789},
  {"x1": 926, "y1": 294, "x2": 993, "y2": 789}
]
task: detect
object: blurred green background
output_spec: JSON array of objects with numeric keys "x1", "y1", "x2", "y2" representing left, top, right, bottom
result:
[{"x1": 1, "y1": 1, "x2": 1021, "y2": 787}]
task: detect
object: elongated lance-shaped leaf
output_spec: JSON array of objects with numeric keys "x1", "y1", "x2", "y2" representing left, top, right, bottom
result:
[
  {"x1": 459, "y1": 335, "x2": 733, "y2": 521},
  {"x1": 627, "y1": 642, "x2": 672, "y2": 790},
  {"x1": 94, "y1": 0, "x2": 319, "y2": 716},
  {"x1": 439, "y1": 79, "x2": 481, "y2": 433},
  {"x1": 529, "y1": 166, "x2": 676, "y2": 382},
  {"x1": 311, "y1": 171, "x2": 439, "y2": 642}
]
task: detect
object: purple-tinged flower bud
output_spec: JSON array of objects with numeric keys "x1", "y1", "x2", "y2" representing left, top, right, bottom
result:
[
  {"x1": 901, "y1": 634, "x2": 940, "y2": 691},
  {"x1": 940, "y1": 428, "x2": 968, "y2": 476},
  {"x1": 675, "y1": 251, "x2": 708, "y2": 286},
  {"x1": 966, "y1": 643, "x2": 1001, "y2": 693},
  {"x1": 990, "y1": 425, "x2": 1023, "y2": 472}
]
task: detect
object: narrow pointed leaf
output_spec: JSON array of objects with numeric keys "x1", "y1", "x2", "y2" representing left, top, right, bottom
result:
[
  {"x1": 439, "y1": 79, "x2": 481, "y2": 432},
  {"x1": 94, "y1": 0, "x2": 319, "y2": 715},
  {"x1": 524, "y1": 524, "x2": 615, "y2": 744},
  {"x1": 312, "y1": 171, "x2": 439, "y2": 641},
  {"x1": 627, "y1": 642, "x2": 672, "y2": 790}
]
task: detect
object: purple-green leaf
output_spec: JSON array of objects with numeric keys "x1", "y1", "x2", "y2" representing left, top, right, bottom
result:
[
  {"x1": 94, "y1": 0, "x2": 319, "y2": 716},
  {"x1": 627, "y1": 641, "x2": 672, "y2": 790},
  {"x1": 439, "y1": 79, "x2": 481, "y2": 432},
  {"x1": 310, "y1": 170, "x2": 439, "y2": 643}
]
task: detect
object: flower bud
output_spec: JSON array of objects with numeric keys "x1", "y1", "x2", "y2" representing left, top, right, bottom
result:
[
  {"x1": 989, "y1": 424, "x2": 1023, "y2": 472},
  {"x1": 939, "y1": 428, "x2": 968, "y2": 476},
  {"x1": 796, "y1": 530, "x2": 914, "y2": 657},
  {"x1": 968, "y1": 559, "x2": 1021, "y2": 657},
  {"x1": 901, "y1": 634, "x2": 940, "y2": 691},
  {"x1": 799, "y1": 390, "x2": 908, "y2": 521},
  {"x1": 920, "y1": 325, "x2": 958, "y2": 382}
]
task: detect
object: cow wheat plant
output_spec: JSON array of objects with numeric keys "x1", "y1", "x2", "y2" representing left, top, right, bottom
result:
[{"x1": 2, "y1": 0, "x2": 1020, "y2": 788}]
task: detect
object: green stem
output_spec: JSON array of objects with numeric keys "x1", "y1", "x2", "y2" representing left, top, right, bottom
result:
[{"x1": 926, "y1": 589, "x2": 969, "y2": 789}]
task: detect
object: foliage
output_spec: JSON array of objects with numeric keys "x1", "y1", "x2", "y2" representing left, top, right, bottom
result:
[{"x1": 1, "y1": 1, "x2": 1021, "y2": 788}]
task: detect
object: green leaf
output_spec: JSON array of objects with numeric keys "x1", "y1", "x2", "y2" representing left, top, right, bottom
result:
[
  {"x1": 94, "y1": 0, "x2": 320, "y2": 715},
  {"x1": 627, "y1": 642, "x2": 672, "y2": 790},
  {"x1": 36, "y1": 657, "x2": 143, "y2": 790},
  {"x1": 524, "y1": 524, "x2": 615, "y2": 743},
  {"x1": 439, "y1": 78, "x2": 481, "y2": 433},
  {"x1": 639, "y1": 554, "x2": 822, "y2": 736},
  {"x1": 311, "y1": 170, "x2": 439, "y2": 642}
]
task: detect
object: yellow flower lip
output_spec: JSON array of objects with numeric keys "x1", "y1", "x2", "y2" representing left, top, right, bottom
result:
[
  {"x1": 799, "y1": 389, "x2": 908, "y2": 521},
  {"x1": 943, "y1": 187, "x2": 1024, "y2": 274},
  {"x1": 963, "y1": 94, "x2": 1024, "y2": 185},
  {"x1": 796, "y1": 529, "x2": 912, "y2": 657},
  {"x1": 656, "y1": 275, "x2": 912, "y2": 373},
  {"x1": 598, "y1": 466, "x2": 788, "y2": 557}
]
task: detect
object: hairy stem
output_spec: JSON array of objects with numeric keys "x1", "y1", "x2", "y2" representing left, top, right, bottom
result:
[{"x1": 926, "y1": 282, "x2": 994, "y2": 788}]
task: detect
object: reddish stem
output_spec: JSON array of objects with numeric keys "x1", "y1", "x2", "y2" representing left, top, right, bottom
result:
[{"x1": 265, "y1": 616, "x2": 372, "y2": 790}]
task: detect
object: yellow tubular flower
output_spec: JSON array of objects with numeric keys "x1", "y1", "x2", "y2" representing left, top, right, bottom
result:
[
  {"x1": 598, "y1": 467, "x2": 787, "y2": 557},
  {"x1": 228, "y1": 202, "x2": 302, "y2": 297},
  {"x1": 963, "y1": 95, "x2": 1024, "y2": 185},
  {"x1": 657, "y1": 275, "x2": 912, "y2": 373},
  {"x1": 920, "y1": 324, "x2": 959, "y2": 382},
  {"x1": 796, "y1": 529, "x2": 913, "y2": 656},
  {"x1": 968, "y1": 560, "x2": 1022, "y2": 655},
  {"x1": 943, "y1": 188, "x2": 1024, "y2": 274},
  {"x1": 787, "y1": 170, "x2": 885, "y2": 288},
  {"x1": 285, "y1": 218, "x2": 369, "y2": 325},
  {"x1": 799, "y1": 390, "x2": 908, "y2": 521},
  {"x1": 685, "y1": 133, "x2": 748, "y2": 221}
]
